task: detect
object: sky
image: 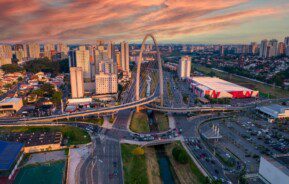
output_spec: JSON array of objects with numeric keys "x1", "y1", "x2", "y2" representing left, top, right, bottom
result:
[{"x1": 0, "y1": 0, "x2": 289, "y2": 44}]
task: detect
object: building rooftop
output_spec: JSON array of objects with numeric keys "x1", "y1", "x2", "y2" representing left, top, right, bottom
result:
[
  {"x1": 0, "y1": 132, "x2": 62, "y2": 147},
  {"x1": 0, "y1": 141, "x2": 23, "y2": 171},
  {"x1": 263, "y1": 156, "x2": 289, "y2": 176},
  {"x1": 0, "y1": 98, "x2": 22, "y2": 104},
  {"x1": 259, "y1": 104, "x2": 289, "y2": 113},
  {"x1": 190, "y1": 77, "x2": 254, "y2": 92},
  {"x1": 256, "y1": 104, "x2": 289, "y2": 118}
]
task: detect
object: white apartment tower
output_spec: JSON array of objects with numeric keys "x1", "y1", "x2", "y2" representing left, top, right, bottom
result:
[
  {"x1": 259, "y1": 39, "x2": 268, "y2": 58},
  {"x1": 95, "y1": 73, "x2": 118, "y2": 95},
  {"x1": 70, "y1": 67, "x2": 84, "y2": 98},
  {"x1": 178, "y1": 56, "x2": 191, "y2": 79},
  {"x1": 268, "y1": 39, "x2": 278, "y2": 57},
  {"x1": 75, "y1": 46, "x2": 91, "y2": 81},
  {"x1": 121, "y1": 41, "x2": 130, "y2": 72}
]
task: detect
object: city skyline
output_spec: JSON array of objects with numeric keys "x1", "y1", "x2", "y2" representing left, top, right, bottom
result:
[{"x1": 0, "y1": 0, "x2": 289, "y2": 44}]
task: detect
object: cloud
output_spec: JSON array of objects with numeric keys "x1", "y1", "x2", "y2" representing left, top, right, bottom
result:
[{"x1": 0, "y1": 0, "x2": 287, "y2": 43}]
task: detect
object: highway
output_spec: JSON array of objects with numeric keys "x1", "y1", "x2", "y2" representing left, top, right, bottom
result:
[
  {"x1": 80, "y1": 133, "x2": 123, "y2": 184},
  {"x1": 6, "y1": 95, "x2": 158, "y2": 123}
]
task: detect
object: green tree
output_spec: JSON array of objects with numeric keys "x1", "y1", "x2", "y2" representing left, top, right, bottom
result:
[
  {"x1": 41, "y1": 83, "x2": 55, "y2": 97},
  {"x1": 172, "y1": 146, "x2": 189, "y2": 164},
  {"x1": 1, "y1": 64, "x2": 23, "y2": 73},
  {"x1": 17, "y1": 77, "x2": 23, "y2": 82},
  {"x1": 4, "y1": 83, "x2": 12, "y2": 89},
  {"x1": 51, "y1": 91, "x2": 63, "y2": 106}
]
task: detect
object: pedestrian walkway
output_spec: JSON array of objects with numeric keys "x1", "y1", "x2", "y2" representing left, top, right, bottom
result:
[
  {"x1": 67, "y1": 144, "x2": 91, "y2": 184},
  {"x1": 102, "y1": 116, "x2": 113, "y2": 129},
  {"x1": 168, "y1": 113, "x2": 176, "y2": 129}
]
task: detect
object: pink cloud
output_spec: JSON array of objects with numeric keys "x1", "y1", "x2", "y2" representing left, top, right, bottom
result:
[{"x1": 0, "y1": 0, "x2": 286, "y2": 43}]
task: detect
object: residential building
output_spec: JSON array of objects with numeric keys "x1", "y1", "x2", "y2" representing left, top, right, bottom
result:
[
  {"x1": 75, "y1": 46, "x2": 91, "y2": 81},
  {"x1": 56, "y1": 43, "x2": 69, "y2": 54},
  {"x1": 278, "y1": 42, "x2": 286, "y2": 55},
  {"x1": 95, "y1": 73, "x2": 117, "y2": 95},
  {"x1": 70, "y1": 67, "x2": 84, "y2": 98},
  {"x1": 26, "y1": 43, "x2": 40, "y2": 59},
  {"x1": 259, "y1": 39, "x2": 268, "y2": 58},
  {"x1": 121, "y1": 41, "x2": 130, "y2": 73},
  {"x1": 0, "y1": 45, "x2": 12, "y2": 66},
  {"x1": 268, "y1": 39, "x2": 278, "y2": 57},
  {"x1": 107, "y1": 41, "x2": 116, "y2": 62},
  {"x1": 250, "y1": 42, "x2": 258, "y2": 54},
  {"x1": 115, "y1": 51, "x2": 121, "y2": 69},
  {"x1": 178, "y1": 56, "x2": 191, "y2": 79},
  {"x1": 43, "y1": 43, "x2": 55, "y2": 59}
]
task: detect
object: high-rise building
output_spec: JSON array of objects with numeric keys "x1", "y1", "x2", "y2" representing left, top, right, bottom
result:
[
  {"x1": 286, "y1": 46, "x2": 289, "y2": 57},
  {"x1": 95, "y1": 73, "x2": 117, "y2": 95},
  {"x1": 284, "y1": 37, "x2": 289, "y2": 46},
  {"x1": 13, "y1": 44, "x2": 27, "y2": 63},
  {"x1": 219, "y1": 45, "x2": 224, "y2": 56},
  {"x1": 278, "y1": 42, "x2": 286, "y2": 55},
  {"x1": 0, "y1": 45, "x2": 12, "y2": 66},
  {"x1": 268, "y1": 39, "x2": 278, "y2": 57},
  {"x1": 250, "y1": 42, "x2": 258, "y2": 54},
  {"x1": 43, "y1": 43, "x2": 55, "y2": 59},
  {"x1": 97, "y1": 59, "x2": 117, "y2": 74},
  {"x1": 115, "y1": 51, "x2": 121, "y2": 70},
  {"x1": 75, "y1": 46, "x2": 90, "y2": 81},
  {"x1": 70, "y1": 67, "x2": 84, "y2": 98},
  {"x1": 284, "y1": 37, "x2": 289, "y2": 57},
  {"x1": 26, "y1": 43, "x2": 40, "y2": 59},
  {"x1": 107, "y1": 41, "x2": 116, "y2": 62},
  {"x1": 259, "y1": 39, "x2": 268, "y2": 58},
  {"x1": 56, "y1": 43, "x2": 69, "y2": 54},
  {"x1": 178, "y1": 56, "x2": 191, "y2": 79},
  {"x1": 68, "y1": 50, "x2": 77, "y2": 67},
  {"x1": 120, "y1": 41, "x2": 130, "y2": 72}
]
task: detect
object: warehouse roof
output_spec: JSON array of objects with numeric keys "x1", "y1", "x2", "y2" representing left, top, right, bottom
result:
[
  {"x1": 256, "y1": 104, "x2": 289, "y2": 118},
  {"x1": 0, "y1": 141, "x2": 23, "y2": 171},
  {"x1": 190, "y1": 77, "x2": 253, "y2": 92}
]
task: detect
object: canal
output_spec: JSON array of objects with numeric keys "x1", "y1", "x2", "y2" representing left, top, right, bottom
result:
[{"x1": 147, "y1": 110, "x2": 176, "y2": 184}]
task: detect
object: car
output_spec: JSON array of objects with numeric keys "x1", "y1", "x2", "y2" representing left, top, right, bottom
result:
[{"x1": 113, "y1": 161, "x2": 117, "y2": 167}]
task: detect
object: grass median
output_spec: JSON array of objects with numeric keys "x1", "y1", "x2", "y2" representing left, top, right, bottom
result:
[
  {"x1": 154, "y1": 112, "x2": 169, "y2": 131},
  {"x1": 130, "y1": 111, "x2": 150, "y2": 133},
  {"x1": 121, "y1": 144, "x2": 161, "y2": 184},
  {"x1": 121, "y1": 144, "x2": 148, "y2": 184}
]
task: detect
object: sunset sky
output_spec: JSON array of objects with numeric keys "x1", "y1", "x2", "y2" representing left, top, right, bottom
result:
[{"x1": 0, "y1": 0, "x2": 288, "y2": 44}]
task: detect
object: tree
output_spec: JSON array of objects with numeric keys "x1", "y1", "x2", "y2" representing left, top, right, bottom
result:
[
  {"x1": 132, "y1": 147, "x2": 145, "y2": 155},
  {"x1": 4, "y1": 83, "x2": 12, "y2": 89},
  {"x1": 41, "y1": 83, "x2": 55, "y2": 97},
  {"x1": 172, "y1": 146, "x2": 189, "y2": 164},
  {"x1": 1, "y1": 64, "x2": 23, "y2": 73},
  {"x1": 17, "y1": 77, "x2": 23, "y2": 82},
  {"x1": 51, "y1": 91, "x2": 63, "y2": 106}
]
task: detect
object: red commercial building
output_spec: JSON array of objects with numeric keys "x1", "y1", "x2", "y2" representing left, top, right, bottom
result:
[{"x1": 189, "y1": 77, "x2": 259, "y2": 99}]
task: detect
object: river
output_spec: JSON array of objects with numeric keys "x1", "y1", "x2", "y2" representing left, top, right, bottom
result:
[{"x1": 147, "y1": 110, "x2": 176, "y2": 184}]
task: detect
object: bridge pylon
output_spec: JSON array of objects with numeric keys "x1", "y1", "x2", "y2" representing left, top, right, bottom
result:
[{"x1": 135, "y1": 34, "x2": 164, "y2": 111}]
